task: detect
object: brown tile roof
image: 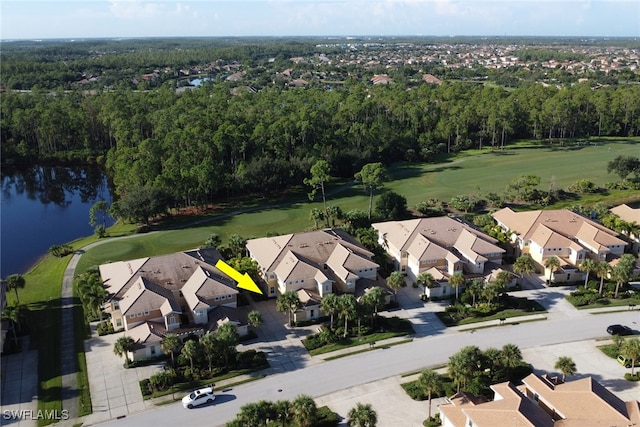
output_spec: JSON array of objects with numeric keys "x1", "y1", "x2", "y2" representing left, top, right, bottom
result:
[
  {"x1": 522, "y1": 374, "x2": 637, "y2": 426},
  {"x1": 181, "y1": 266, "x2": 238, "y2": 312},
  {"x1": 119, "y1": 277, "x2": 181, "y2": 316},
  {"x1": 247, "y1": 229, "x2": 377, "y2": 284},
  {"x1": 127, "y1": 321, "x2": 165, "y2": 345},
  {"x1": 610, "y1": 204, "x2": 640, "y2": 224},
  {"x1": 373, "y1": 217, "x2": 502, "y2": 263},
  {"x1": 493, "y1": 208, "x2": 622, "y2": 244}
]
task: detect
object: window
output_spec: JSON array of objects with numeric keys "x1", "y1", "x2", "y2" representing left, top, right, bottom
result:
[
  {"x1": 169, "y1": 316, "x2": 176, "y2": 324},
  {"x1": 129, "y1": 314, "x2": 135, "y2": 318},
  {"x1": 227, "y1": 295, "x2": 232, "y2": 299},
  {"x1": 137, "y1": 312, "x2": 142, "y2": 317},
  {"x1": 310, "y1": 309, "x2": 315, "y2": 318},
  {"x1": 116, "y1": 319, "x2": 122, "y2": 327},
  {"x1": 144, "y1": 309, "x2": 149, "y2": 315},
  {"x1": 270, "y1": 286, "x2": 275, "y2": 294},
  {"x1": 114, "y1": 302, "x2": 120, "y2": 309},
  {"x1": 215, "y1": 296, "x2": 220, "y2": 301},
  {"x1": 150, "y1": 346, "x2": 156, "y2": 355}
]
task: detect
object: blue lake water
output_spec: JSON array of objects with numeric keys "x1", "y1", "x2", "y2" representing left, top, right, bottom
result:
[{"x1": 1, "y1": 166, "x2": 115, "y2": 276}]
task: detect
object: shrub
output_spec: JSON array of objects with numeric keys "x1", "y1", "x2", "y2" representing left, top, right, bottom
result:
[
  {"x1": 48, "y1": 244, "x2": 74, "y2": 257},
  {"x1": 149, "y1": 369, "x2": 176, "y2": 392},
  {"x1": 316, "y1": 406, "x2": 340, "y2": 427},
  {"x1": 236, "y1": 350, "x2": 268, "y2": 370},
  {"x1": 625, "y1": 373, "x2": 640, "y2": 381},
  {"x1": 424, "y1": 413, "x2": 441, "y2": 427},
  {"x1": 97, "y1": 321, "x2": 115, "y2": 336},
  {"x1": 567, "y1": 179, "x2": 599, "y2": 193},
  {"x1": 140, "y1": 379, "x2": 152, "y2": 397}
]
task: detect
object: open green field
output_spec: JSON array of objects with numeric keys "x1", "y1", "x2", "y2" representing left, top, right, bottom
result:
[{"x1": 75, "y1": 138, "x2": 640, "y2": 273}]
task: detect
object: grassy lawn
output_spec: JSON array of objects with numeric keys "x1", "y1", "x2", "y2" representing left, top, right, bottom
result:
[
  {"x1": 436, "y1": 307, "x2": 547, "y2": 327},
  {"x1": 575, "y1": 297, "x2": 640, "y2": 310},
  {"x1": 75, "y1": 139, "x2": 640, "y2": 273},
  {"x1": 9, "y1": 137, "x2": 639, "y2": 421},
  {"x1": 307, "y1": 331, "x2": 411, "y2": 356}
]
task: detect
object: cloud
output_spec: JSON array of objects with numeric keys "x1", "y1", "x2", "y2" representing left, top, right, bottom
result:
[{"x1": 109, "y1": 0, "x2": 164, "y2": 19}]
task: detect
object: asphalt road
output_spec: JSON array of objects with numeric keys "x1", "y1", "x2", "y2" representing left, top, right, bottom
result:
[{"x1": 100, "y1": 310, "x2": 640, "y2": 427}]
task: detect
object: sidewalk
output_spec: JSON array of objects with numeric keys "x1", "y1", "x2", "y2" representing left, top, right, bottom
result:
[{"x1": 0, "y1": 338, "x2": 38, "y2": 427}]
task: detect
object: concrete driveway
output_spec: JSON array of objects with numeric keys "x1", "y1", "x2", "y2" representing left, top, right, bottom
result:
[{"x1": 80, "y1": 327, "x2": 164, "y2": 425}]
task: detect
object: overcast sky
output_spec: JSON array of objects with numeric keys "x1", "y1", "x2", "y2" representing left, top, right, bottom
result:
[{"x1": 1, "y1": 0, "x2": 638, "y2": 40}]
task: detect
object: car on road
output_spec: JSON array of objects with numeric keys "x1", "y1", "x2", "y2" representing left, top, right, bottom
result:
[
  {"x1": 182, "y1": 387, "x2": 215, "y2": 409},
  {"x1": 617, "y1": 355, "x2": 640, "y2": 368},
  {"x1": 607, "y1": 324, "x2": 633, "y2": 336}
]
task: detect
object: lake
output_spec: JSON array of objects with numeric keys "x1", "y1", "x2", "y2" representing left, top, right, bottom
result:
[{"x1": 1, "y1": 165, "x2": 115, "y2": 276}]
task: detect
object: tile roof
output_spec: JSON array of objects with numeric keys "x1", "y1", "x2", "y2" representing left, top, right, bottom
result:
[
  {"x1": 119, "y1": 276, "x2": 181, "y2": 316},
  {"x1": 610, "y1": 204, "x2": 640, "y2": 224},
  {"x1": 247, "y1": 229, "x2": 377, "y2": 286},
  {"x1": 373, "y1": 217, "x2": 503, "y2": 264}
]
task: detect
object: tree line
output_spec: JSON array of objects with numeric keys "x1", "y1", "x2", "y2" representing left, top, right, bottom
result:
[{"x1": 2, "y1": 80, "x2": 639, "y2": 207}]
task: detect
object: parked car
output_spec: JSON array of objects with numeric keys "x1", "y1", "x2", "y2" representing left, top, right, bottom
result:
[
  {"x1": 607, "y1": 324, "x2": 633, "y2": 336},
  {"x1": 182, "y1": 387, "x2": 215, "y2": 409},
  {"x1": 617, "y1": 355, "x2": 640, "y2": 368}
]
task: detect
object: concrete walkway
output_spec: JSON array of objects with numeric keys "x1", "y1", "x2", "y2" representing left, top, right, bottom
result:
[{"x1": 0, "y1": 338, "x2": 38, "y2": 427}]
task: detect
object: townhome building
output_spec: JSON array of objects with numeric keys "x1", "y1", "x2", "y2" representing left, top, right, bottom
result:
[
  {"x1": 98, "y1": 248, "x2": 243, "y2": 361},
  {"x1": 492, "y1": 208, "x2": 628, "y2": 283},
  {"x1": 372, "y1": 216, "x2": 506, "y2": 298},
  {"x1": 246, "y1": 229, "x2": 381, "y2": 322},
  {"x1": 440, "y1": 373, "x2": 640, "y2": 427}
]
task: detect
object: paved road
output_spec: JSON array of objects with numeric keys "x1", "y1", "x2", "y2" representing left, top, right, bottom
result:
[{"x1": 93, "y1": 308, "x2": 640, "y2": 427}]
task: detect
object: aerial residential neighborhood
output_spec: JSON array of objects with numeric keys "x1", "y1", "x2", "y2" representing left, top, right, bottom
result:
[{"x1": 2, "y1": 29, "x2": 640, "y2": 427}]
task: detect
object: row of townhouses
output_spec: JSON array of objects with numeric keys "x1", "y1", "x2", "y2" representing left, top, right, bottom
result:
[{"x1": 97, "y1": 205, "x2": 638, "y2": 361}]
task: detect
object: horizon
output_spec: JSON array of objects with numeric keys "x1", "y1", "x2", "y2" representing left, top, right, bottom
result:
[{"x1": 1, "y1": 0, "x2": 638, "y2": 41}]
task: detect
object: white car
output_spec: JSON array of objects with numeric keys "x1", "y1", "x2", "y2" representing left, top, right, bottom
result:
[{"x1": 182, "y1": 387, "x2": 215, "y2": 409}]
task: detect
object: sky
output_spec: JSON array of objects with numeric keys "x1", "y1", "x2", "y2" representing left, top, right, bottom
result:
[{"x1": 1, "y1": 0, "x2": 638, "y2": 40}]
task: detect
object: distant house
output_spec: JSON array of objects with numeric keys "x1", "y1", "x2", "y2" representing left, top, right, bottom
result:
[
  {"x1": 610, "y1": 204, "x2": 640, "y2": 253},
  {"x1": 246, "y1": 229, "x2": 382, "y2": 322},
  {"x1": 422, "y1": 73, "x2": 442, "y2": 84},
  {"x1": 492, "y1": 208, "x2": 627, "y2": 283},
  {"x1": 370, "y1": 74, "x2": 393, "y2": 85},
  {"x1": 372, "y1": 217, "x2": 506, "y2": 298},
  {"x1": 440, "y1": 373, "x2": 640, "y2": 427},
  {"x1": 99, "y1": 248, "x2": 244, "y2": 361}
]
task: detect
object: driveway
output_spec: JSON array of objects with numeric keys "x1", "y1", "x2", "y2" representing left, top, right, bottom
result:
[{"x1": 80, "y1": 327, "x2": 164, "y2": 425}]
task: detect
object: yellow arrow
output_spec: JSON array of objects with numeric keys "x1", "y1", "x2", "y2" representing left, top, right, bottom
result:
[{"x1": 215, "y1": 259, "x2": 263, "y2": 295}]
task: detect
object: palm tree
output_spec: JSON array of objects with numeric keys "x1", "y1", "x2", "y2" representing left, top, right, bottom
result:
[
  {"x1": 161, "y1": 333, "x2": 182, "y2": 368},
  {"x1": 386, "y1": 271, "x2": 405, "y2": 301},
  {"x1": 5, "y1": 274, "x2": 26, "y2": 304},
  {"x1": 579, "y1": 258, "x2": 597, "y2": 288},
  {"x1": 247, "y1": 310, "x2": 263, "y2": 330},
  {"x1": 611, "y1": 254, "x2": 636, "y2": 298},
  {"x1": 273, "y1": 399, "x2": 292, "y2": 427},
  {"x1": 235, "y1": 400, "x2": 272, "y2": 427},
  {"x1": 181, "y1": 339, "x2": 198, "y2": 372},
  {"x1": 416, "y1": 272, "x2": 436, "y2": 300},
  {"x1": 276, "y1": 291, "x2": 300, "y2": 326},
  {"x1": 216, "y1": 322, "x2": 240, "y2": 365},
  {"x1": 596, "y1": 261, "x2": 611, "y2": 295},
  {"x1": 500, "y1": 344, "x2": 522, "y2": 379},
  {"x1": 466, "y1": 279, "x2": 483, "y2": 307},
  {"x1": 449, "y1": 271, "x2": 465, "y2": 302},
  {"x1": 361, "y1": 287, "x2": 386, "y2": 321},
  {"x1": 448, "y1": 345, "x2": 483, "y2": 392},
  {"x1": 513, "y1": 255, "x2": 535, "y2": 286},
  {"x1": 320, "y1": 293, "x2": 340, "y2": 330},
  {"x1": 309, "y1": 208, "x2": 324, "y2": 229},
  {"x1": 113, "y1": 336, "x2": 136, "y2": 366},
  {"x1": 1, "y1": 304, "x2": 25, "y2": 346},
  {"x1": 622, "y1": 338, "x2": 640, "y2": 376},
  {"x1": 228, "y1": 234, "x2": 247, "y2": 258},
  {"x1": 355, "y1": 227, "x2": 380, "y2": 251},
  {"x1": 337, "y1": 294, "x2": 358, "y2": 338},
  {"x1": 347, "y1": 402, "x2": 378, "y2": 427},
  {"x1": 291, "y1": 394, "x2": 318, "y2": 427},
  {"x1": 554, "y1": 356, "x2": 577, "y2": 382},
  {"x1": 78, "y1": 272, "x2": 107, "y2": 321},
  {"x1": 200, "y1": 332, "x2": 217, "y2": 373},
  {"x1": 418, "y1": 369, "x2": 442, "y2": 420},
  {"x1": 544, "y1": 256, "x2": 561, "y2": 284}
]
